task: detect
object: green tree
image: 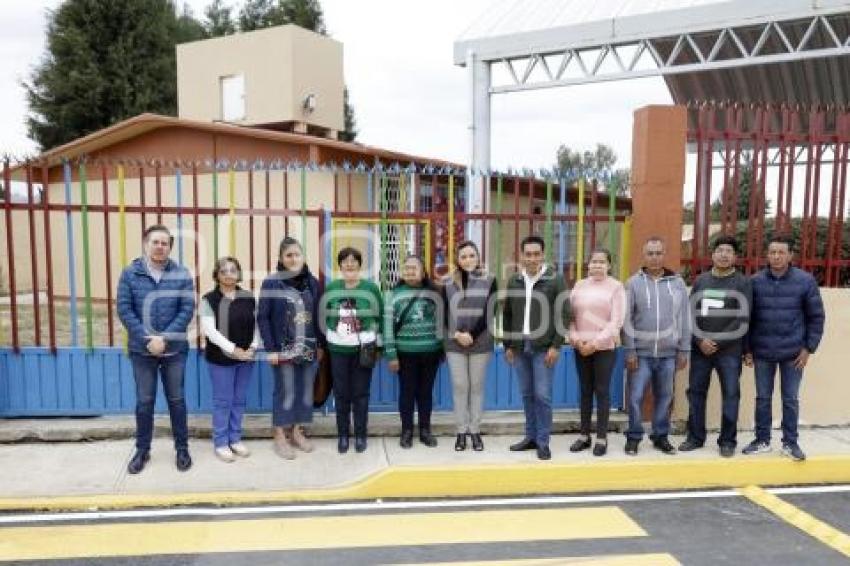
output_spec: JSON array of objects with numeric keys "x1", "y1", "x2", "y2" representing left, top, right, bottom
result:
[
  {"x1": 24, "y1": 0, "x2": 202, "y2": 151},
  {"x1": 203, "y1": 0, "x2": 236, "y2": 36},
  {"x1": 555, "y1": 143, "x2": 630, "y2": 195}
]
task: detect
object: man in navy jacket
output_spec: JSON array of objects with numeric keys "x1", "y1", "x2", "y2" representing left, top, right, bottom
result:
[
  {"x1": 742, "y1": 236, "x2": 825, "y2": 461},
  {"x1": 117, "y1": 224, "x2": 195, "y2": 474}
]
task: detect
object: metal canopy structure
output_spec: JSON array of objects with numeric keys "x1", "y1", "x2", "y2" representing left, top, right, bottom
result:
[{"x1": 453, "y1": 0, "x2": 850, "y2": 245}]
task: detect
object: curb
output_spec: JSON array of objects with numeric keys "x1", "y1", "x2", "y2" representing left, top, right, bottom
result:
[{"x1": 2, "y1": 455, "x2": 849, "y2": 513}]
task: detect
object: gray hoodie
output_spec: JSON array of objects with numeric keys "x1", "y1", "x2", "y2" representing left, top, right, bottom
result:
[{"x1": 622, "y1": 268, "x2": 691, "y2": 358}]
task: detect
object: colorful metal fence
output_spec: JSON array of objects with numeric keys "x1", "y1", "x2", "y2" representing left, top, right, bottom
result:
[
  {"x1": 686, "y1": 103, "x2": 850, "y2": 285},
  {"x1": 0, "y1": 158, "x2": 631, "y2": 416}
]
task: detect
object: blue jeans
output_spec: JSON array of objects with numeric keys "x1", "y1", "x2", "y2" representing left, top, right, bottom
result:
[
  {"x1": 626, "y1": 356, "x2": 676, "y2": 441},
  {"x1": 208, "y1": 361, "x2": 254, "y2": 448},
  {"x1": 272, "y1": 361, "x2": 318, "y2": 427},
  {"x1": 129, "y1": 352, "x2": 189, "y2": 451},
  {"x1": 754, "y1": 359, "x2": 803, "y2": 445},
  {"x1": 514, "y1": 341, "x2": 554, "y2": 446},
  {"x1": 686, "y1": 349, "x2": 742, "y2": 447}
]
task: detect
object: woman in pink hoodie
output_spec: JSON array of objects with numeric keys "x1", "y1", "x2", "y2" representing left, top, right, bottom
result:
[{"x1": 569, "y1": 248, "x2": 626, "y2": 456}]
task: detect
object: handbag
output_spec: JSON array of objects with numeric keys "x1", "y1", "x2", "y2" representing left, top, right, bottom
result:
[
  {"x1": 357, "y1": 333, "x2": 378, "y2": 369},
  {"x1": 313, "y1": 353, "x2": 332, "y2": 408}
]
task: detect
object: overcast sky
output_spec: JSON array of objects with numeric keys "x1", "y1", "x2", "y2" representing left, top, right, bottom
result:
[{"x1": 0, "y1": 0, "x2": 675, "y2": 172}]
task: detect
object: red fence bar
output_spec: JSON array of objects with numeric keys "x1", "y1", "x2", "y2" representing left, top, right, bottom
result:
[
  {"x1": 701, "y1": 106, "x2": 716, "y2": 273},
  {"x1": 192, "y1": 162, "x2": 201, "y2": 348},
  {"x1": 283, "y1": 170, "x2": 290, "y2": 236},
  {"x1": 513, "y1": 176, "x2": 520, "y2": 267},
  {"x1": 807, "y1": 109, "x2": 825, "y2": 273},
  {"x1": 155, "y1": 162, "x2": 163, "y2": 225},
  {"x1": 265, "y1": 168, "x2": 271, "y2": 273},
  {"x1": 248, "y1": 168, "x2": 255, "y2": 291},
  {"x1": 41, "y1": 165, "x2": 57, "y2": 352},
  {"x1": 693, "y1": 106, "x2": 706, "y2": 276},
  {"x1": 755, "y1": 106, "x2": 770, "y2": 272},
  {"x1": 101, "y1": 164, "x2": 114, "y2": 346},
  {"x1": 139, "y1": 165, "x2": 147, "y2": 235},
  {"x1": 3, "y1": 159, "x2": 19, "y2": 351},
  {"x1": 25, "y1": 163, "x2": 41, "y2": 346}
]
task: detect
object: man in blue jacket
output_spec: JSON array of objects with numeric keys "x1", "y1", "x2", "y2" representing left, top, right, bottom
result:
[
  {"x1": 117, "y1": 225, "x2": 195, "y2": 474},
  {"x1": 742, "y1": 235, "x2": 825, "y2": 461}
]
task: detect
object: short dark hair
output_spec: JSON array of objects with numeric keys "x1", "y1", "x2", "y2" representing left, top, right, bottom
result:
[
  {"x1": 589, "y1": 247, "x2": 612, "y2": 264},
  {"x1": 278, "y1": 236, "x2": 303, "y2": 258},
  {"x1": 212, "y1": 256, "x2": 242, "y2": 285},
  {"x1": 521, "y1": 235, "x2": 545, "y2": 252},
  {"x1": 768, "y1": 234, "x2": 794, "y2": 252},
  {"x1": 143, "y1": 224, "x2": 173, "y2": 247},
  {"x1": 337, "y1": 246, "x2": 363, "y2": 267},
  {"x1": 712, "y1": 235, "x2": 739, "y2": 253}
]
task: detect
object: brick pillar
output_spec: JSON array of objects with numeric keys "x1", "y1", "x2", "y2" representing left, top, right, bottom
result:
[
  {"x1": 628, "y1": 105, "x2": 689, "y2": 427},
  {"x1": 629, "y1": 105, "x2": 687, "y2": 273}
]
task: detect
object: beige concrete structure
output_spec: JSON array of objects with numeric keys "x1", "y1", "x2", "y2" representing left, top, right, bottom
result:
[{"x1": 177, "y1": 25, "x2": 344, "y2": 136}]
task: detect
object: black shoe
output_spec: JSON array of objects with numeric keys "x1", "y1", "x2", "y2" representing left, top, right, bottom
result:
[
  {"x1": 536, "y1": 445, "x2": 552, "y2": 460},
  {"x1": 652, "y1": 436, "x2": 677, "y2": 455},
  {"x1": 127, "y1": 449, "x2": 150, "y2": 475},
  {"x1": 593, "y1": 441, "x2": 607, "y2": 457},
  {"x1": 400, "y1": 429, "x2": 413, "y2": 449},
  {"x1": 419, "y1": 428, "x2": 438, "y2": 447},
  {"x1": 175, "y1": 448, "x2": 192, "y2": 472},
  {"x1": 470, "y1": 433, "x2": 484, "y2": 451},
  {"x1": 781, "y1": 442, "x2": 806, "y2": 462},
  {"x1": 355, "y1": 436, "x2": 368, "y2": 453},
  {"x1": 720, "y1": 444, "x2": 735, "y2": 458},
  {"x1": 337, "y1": 436, "x2": 350, "y2": 454},
  {"x1": 569, "y1": 436, "x2": 592, "y2": 452},
  {"x1": 454, "y1": 433, "x2": 467, "y2": 451},
  {"x1": 510, "y1": 438, "x2": 538, "y2": 451},
  {"x1": 678, "y1": 438, "x2": 704, "y2": 452},
  {"x1": 625, "y1": 438, "x2": 639, "y2": 455}
]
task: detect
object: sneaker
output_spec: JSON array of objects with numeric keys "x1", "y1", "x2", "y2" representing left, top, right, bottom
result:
[
  {"x1": 592, "y1": 441, "x2": 607, "y2": 457},
  {"x1": 719, "y1": 444, "x2": 735, "y2": 458},
  {"x1": 274, "y1": 438, "x2": 296, "y2": 460},
  {"x1": 509, "y1": 438, "x2": 537, "y2": 451},
  {"x1": 470, "y1": 433, "x2": 484, "y2": 452},
  {"x1": 355, "y1": 436, "x2": 368, "y2": 453},
  {"x1": 290, "y1": 426, "x2": 314, "y2": 453},
  {"x1": 625, "y1": 438, "x2": 639, "y2": 455},
  {"x1": 653, "y1": 436, "x2": 677, "y2": 455},
  {"x1": 215, "y1": 446, "x2": 236, "y2": 463},
  {"x1": 400, "y1": 429, "x2": 413, "y2": 449},
  {"x1": 781, "y1": 443, "x2": 806, "y2": 462},
  {"x1": 741, "y1": 439, "x2": 771, "y2": 455},
  {"x1": 678, "y1": 438, "x2": 703, "y2": 452},
  {"x1": 536, "y1": 445, "x2": 552, "y2": 460},
  {"x1": 454, "y1": 433, "x2": 467, "y2": 451},
  {"x1": 127, "y1": 449, "x2": 150, "y2": 475},
  {"x1": 419, "y1": 428, "x2": 438, "y2": 447},
  {"x1": 337, "y1": 436, "x2": 350, "y2": 454},
  {"x1": 229, "y1": 442, "x2": 251, "y2": 458}
]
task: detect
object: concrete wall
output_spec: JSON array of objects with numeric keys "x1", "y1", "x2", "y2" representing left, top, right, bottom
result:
[{"x1": 176, "y1": 25, "x2": 344, "y2": 132}]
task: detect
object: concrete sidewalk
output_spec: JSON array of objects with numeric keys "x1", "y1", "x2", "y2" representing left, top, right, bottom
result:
[{"x1": 1, "y1": 426, "x2": 849, "y2": 512}]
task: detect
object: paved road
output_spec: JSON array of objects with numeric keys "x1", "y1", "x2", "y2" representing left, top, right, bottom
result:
[{"x1": 1, "y1": 486, "x2": 849, "y2": 565}]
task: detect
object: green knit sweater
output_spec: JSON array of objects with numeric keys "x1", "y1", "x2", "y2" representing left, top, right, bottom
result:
[
  {"x1": 384, "y1": 283, "x2": 443, "y2": 361},
  {"x1": 324, "y1": 278, "x2": 384, "y2": 354}
]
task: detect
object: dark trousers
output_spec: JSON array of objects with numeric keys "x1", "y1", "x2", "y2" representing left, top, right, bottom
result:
[
  {"x1": 754, "y1": 358, "x2": 803, "y2": 445},
  {"x1": 397, "y1": 351, "x2": 442, "y2": 431},
  {"x1": 330, "y1": 352, "x2": 373, "y2": 438},
  {"x1": 129, "y1": 352, "x2": 189, "y2": 451},
  {"x1": 686, "y1": 349, "x2": 742, "y2": 447},
  {"x1": 575, "y1": 349, "x2": 616, "y2": 439}
]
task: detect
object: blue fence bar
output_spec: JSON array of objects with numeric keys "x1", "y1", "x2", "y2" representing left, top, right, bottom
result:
[{"x1": 0, "y1": 347, "x2": 625, "y2": 417}]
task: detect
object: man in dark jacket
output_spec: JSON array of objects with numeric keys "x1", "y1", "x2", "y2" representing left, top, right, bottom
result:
[
  {"x1": 117, "y1": 225, "x2": 195, "y2": 474},
  {"x1": 742, "y1": 236, "x2": 825, "y2": 461},
  {"x1": 679, "y1": 236, "x2": 752, "y2": 457},
  {"x1": 502, "y1": 235, "x2": 571, "y2": 460}
]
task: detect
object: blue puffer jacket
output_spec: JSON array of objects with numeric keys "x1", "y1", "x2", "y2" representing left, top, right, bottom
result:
[
  {"x1": 257, "y1": 264, "x2": 326, "y2": 356},
  {"x1": 117, "y1": 257, "x2": 195, "y2": 355},
  {"x1": 748, "y1": 267, "x2": 825, "y2": 362}
]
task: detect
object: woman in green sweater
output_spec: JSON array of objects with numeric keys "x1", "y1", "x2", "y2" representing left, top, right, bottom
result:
[
  {"x1": 385, "y1": 255, "x2": 443, "y2": 449},
  {"x1": 323, "y1": 247, "x2": 383, "y2": 454}
]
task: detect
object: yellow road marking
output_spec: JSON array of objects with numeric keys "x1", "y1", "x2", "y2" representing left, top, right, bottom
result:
[
  {"x1": 739, "y1": 485, "x2": 850, "y2": 558},
  {"x1": 3, "y1": 456, "x2": 850, "y2": 513},
  {"x1": 0, "y1": 506, "x2": 646, "y2": 561},
  {"x1": 390, "y1": 554, "x2": 681, "y2": 565}
]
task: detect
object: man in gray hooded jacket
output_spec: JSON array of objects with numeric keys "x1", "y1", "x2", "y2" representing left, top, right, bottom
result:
[{"x1": 622, "y1": 237, "x2": 691, "y2": 455}]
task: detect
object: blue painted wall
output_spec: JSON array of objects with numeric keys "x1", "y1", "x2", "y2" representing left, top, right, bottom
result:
[{"x1": 0, "y1": 347, "x2": 625, "y2": 417}]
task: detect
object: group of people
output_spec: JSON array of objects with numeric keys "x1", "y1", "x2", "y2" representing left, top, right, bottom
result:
[{"x1": 116, "y1": 223, "x2": 824, "y2": 474}]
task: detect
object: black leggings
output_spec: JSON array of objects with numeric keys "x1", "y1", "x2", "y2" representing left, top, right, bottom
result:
[
  {"x1": 397, "y1": 351, "x2": 442, "y2": 431},
  {"x1": 575, "y1": 350, "x2": 616, "y2": 439}
]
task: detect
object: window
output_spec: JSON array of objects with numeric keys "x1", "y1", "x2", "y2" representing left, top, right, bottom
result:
[{"x1": 220, "y1": 75, "x2": 245, "y2": 121}]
